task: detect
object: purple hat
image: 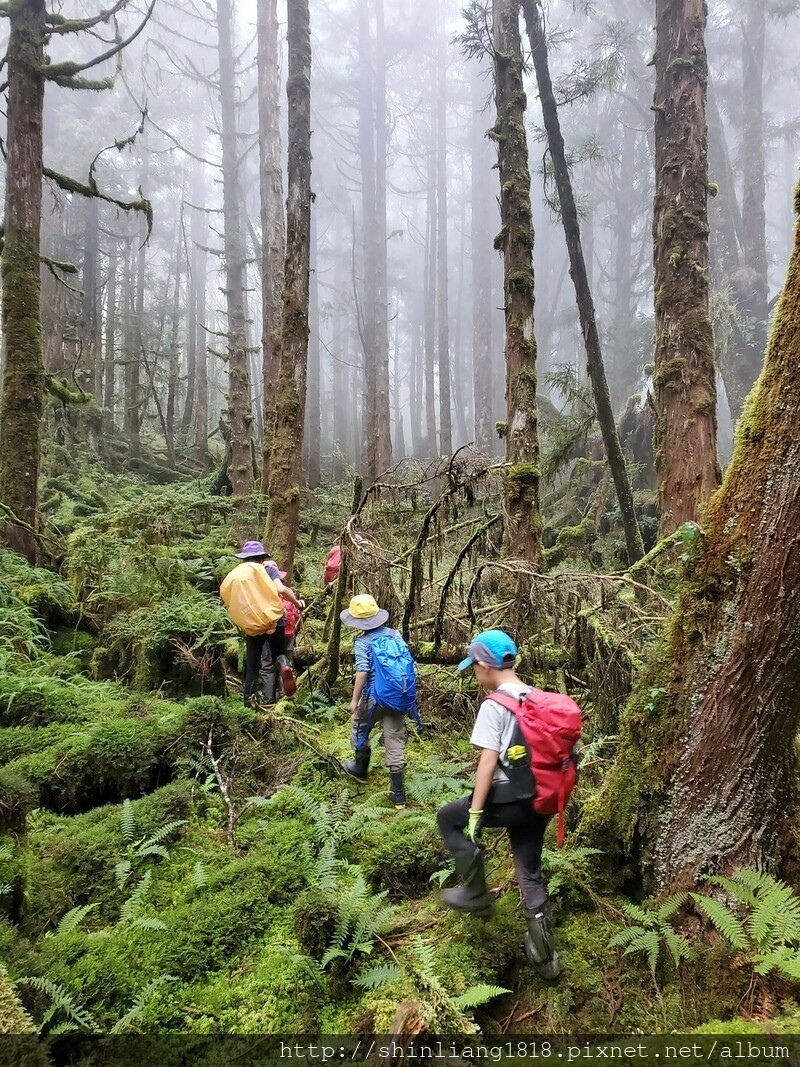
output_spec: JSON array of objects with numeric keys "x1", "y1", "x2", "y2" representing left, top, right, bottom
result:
[{"x1": 235, "y1": 540, "x2": 269, "y2": 560}]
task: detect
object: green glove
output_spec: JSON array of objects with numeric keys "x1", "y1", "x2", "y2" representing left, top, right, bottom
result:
[{"x1": 467, "y1": 809, "x2": 483, "y2": 843}]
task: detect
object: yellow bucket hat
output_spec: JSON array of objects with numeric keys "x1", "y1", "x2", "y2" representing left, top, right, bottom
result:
[{"x1": 340, "y1": 594, "x2": 389, "y2": 630}]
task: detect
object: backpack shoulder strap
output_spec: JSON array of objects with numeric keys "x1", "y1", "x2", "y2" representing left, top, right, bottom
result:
[{"x1": 487, "y1": 689, "x2": 525, "y2": 714}]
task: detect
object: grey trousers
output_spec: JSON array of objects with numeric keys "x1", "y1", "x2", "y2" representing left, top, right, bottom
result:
[{"x1": 351, "y1": 699, "x2": 406, "y2": 770}]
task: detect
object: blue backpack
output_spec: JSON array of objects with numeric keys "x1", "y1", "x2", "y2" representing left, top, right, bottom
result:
[{"x1": 368, "y1": 633, "x2": 417, "y2": 712}]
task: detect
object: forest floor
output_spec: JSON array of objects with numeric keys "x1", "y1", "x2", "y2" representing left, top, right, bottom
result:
[{"x1": 2, "y1": 445, "x2": 800, "y2": 1052}]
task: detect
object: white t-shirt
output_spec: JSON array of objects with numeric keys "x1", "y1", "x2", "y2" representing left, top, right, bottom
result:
[{"x1": 470, "y1": 682, "x2": 532, "y2": 784}]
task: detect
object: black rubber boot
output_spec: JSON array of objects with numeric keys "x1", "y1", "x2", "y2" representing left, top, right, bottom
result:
[
  {"x1": 388, "y1": 770, "x2": 406, "y2": 810},
  {"x1": 524, "y1": 907, "x2": 562, "y2": 981},
  {"x1": 441, "y1": 849, "x2": 493, "y2": 915},
  {"x1": 343, "y1": 747, "x2": 371, "y2": 783}
]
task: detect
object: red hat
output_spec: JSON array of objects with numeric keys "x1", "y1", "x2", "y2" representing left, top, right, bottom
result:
[{"x1": 265, "y1": 559, "x2": 287, "y2": 579}]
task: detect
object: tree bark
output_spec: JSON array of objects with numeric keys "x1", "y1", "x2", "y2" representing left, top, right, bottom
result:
[
  {"x1": 436, "y1": 19, "x2": 452, "y2": 458},
  {"x1": 492, "y1": 0, "x2": 541, "y2": 563},
  {"x1": 652, "y1": 0, "x2": 719, "y2": 536},
  {"x1": 0, "y1": 0, "x2": 46, "y2": 562},
  {"x1": 373, "y1": 0, "x2": 392, "y2": 476},
  {"x1": 585, "y1": 185, "x2": 800, "y2": 890},
  {"x1": 521, "y1": 0, "x2": 644, "y2": 565},
  {"x1": 82, "y1": 196, "x2": 101, "y2": 400},
  {"x1": 471, "y1": 63, "x2": 493, "y2": 454},
  {"x1": 306, "y1": 211, "x2": 321, "y2": 488},
  {"x1": 266, "y1": 0, "x2": 312, "y2": 577},
  {"x1": 423, "y1": 134, "x2": 438, "y2": 455},
  {"x1": 258, "y1": 0, "x2": 285, "y2": 492},
  {"x1": 217, "y1": 0, "x2": 254, "y2": 500},
  {"x1": 103, "y1": 248, "x2": 117, "y2": 433}
]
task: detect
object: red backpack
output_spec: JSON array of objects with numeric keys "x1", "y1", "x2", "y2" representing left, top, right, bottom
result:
[
  {"x1": 489, "y1": 688, "x2": 582, "y2": 846},
  {"x1": 323, "y1": 546, "x2": 341, "y2": 585}
]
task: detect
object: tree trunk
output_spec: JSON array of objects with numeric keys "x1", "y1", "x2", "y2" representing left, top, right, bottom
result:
[
  {"x1": 192, "y1": 177, "x2": 210, "y2": 463},
  {"x1": 373, "y1": 0, "x2": 392, "y2": 476},
  {"x1": 585, "y1": 185, "x2": 800, "y2": 890},
  {"x1": 266, "y1": 0, "x2": 312, "y2": 577},
  {"x1": 165, "y1": 208, "x2": 184, "y2": 467},
  {"x1": 736, "y1": 0, "x2": 769, "y2": 404},
  {"x1": 652, "y1": 0, "x2": 719, "y2": 536},
  {"x1": 258, "y1": 0, "x2": 285, "y2": 492},
  {"x1": 436, "y1": 21, "x2": 452, "y2": 458},
  {"x1": 82, "y1": 196, "x2": 101, "y2": 400},
  {"x1": 521, "y1": 0, "x2": 644, "y2": 565},
  {"x1": 127, "y1": 220, "x2": 146, "y2": 457},
  {"x1": 306, "y1": 212, "x2": 321, "y2": 488},
  {"x1": 471, "y1": 62, "x2": 493, "y2": 453},
  {"x1": 423, "y1": 137, "x2": 437, "y2": 456},
  {"x1": 492, "y1": 0, "x2": 541, "y2": 563},
  {"x1": 103, "y1": 249, "x2": 117, "y2": 433},
  {"x1": 217, "y1": 0, "x2": 254, "y2": 500},
  {"x1": 0, "y1": 0, "x2": 46, "y2": 562}
]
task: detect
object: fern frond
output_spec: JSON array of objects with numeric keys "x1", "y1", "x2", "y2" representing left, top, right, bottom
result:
[
  {"x1": 119, "y1": 870, "x2": 152, "y2": 923},
  {"x1": 451, "y1": 984, "x2": 512, "y2": 1010},
  {"x1": 619, "y1": 902, "x2": 654, "y2": 927},
  {"x1": 129, "y1": 917, "x2": 166, "y2": 931},
  {"x1": 608, "y1": 926, "x2": 644, "y2": 949},
  {"x1": 351, "y1": 963, "x2": 403, "y2": 990},
  {"x1": 622, "y1": 930, "x2": 661, "y2": 974},
  {"x1": 691, "y1": 893, "x2": 748, "y2": 949},
  {"x1": 656, "y1": 892, "x2": 687, "y2": 920},
  {"x1": 19, "y1": 976, "x2": 97, "y2": 1033},
  {"x1": 115, "y1": 859, "x2": 132, "y2": 889},
  {"x1": 120, "y1": 799, "x2": 136, "y2": 844},
  {"x1": 57, "y1": 903, "x2": 99, "y2": 935},
  {"x1": 136, "y1": 845, "x2": 169, "y2": 861},
  {"x1": 0, "y1": 842, "x2": 13, "y2": 861},
  {"x1": 110, "y1": 975, "x2": 176, "y2": 1034},
  {"x1": 190, "y1": 861, "x2": 208, "y2": 889},
  {"x1": 137, "y1": 819, "x2": 186, "y2": 851},
  {"x1": 662, "y1": 929, "x2": 694, "y2": 968}
]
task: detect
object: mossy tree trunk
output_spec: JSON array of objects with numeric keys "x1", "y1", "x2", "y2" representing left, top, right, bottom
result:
[
  {"x1": 583, "y1": 185, "x2": 800, "y2": 891},
  {"x1": 0, "y1": 0, "x2": 46, "y2": 563},
  {"x1": 652, "y1": 0, "x2": 720, "y2": 536},
  {"x1": 257, "y1": 0, "x2": 285, "y2": 493},
  {"x1": 217, "y1": 0, "x2": 254, "y2": 501},
  {"x1": 492, "y1": 0, "x2": 541, "y2": 563},
  {"x1": 266, "y1": 0, "x2": 312, "y2": 578},
  {"x1": 521, "y1": 0, "x2": 644, "y2": 566}
]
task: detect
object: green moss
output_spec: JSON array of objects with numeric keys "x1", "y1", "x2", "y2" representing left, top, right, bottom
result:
[{"x1": 507, "y1": 462, "x2": 540, "y2": 483}]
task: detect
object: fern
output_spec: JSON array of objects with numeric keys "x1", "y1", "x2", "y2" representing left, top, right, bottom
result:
[
  {"x1": 190, "y1": 861, "x2": 208, "y2": 889},
  {"x1": 608, "y1": 893, "x2": 694, "y2": 978},
  {"x1": 19, "y1": 976, "x2": 97, "y2": 1034},
  {"x1": 451, "y1": 984, "x2": 512, "y2": 1010},
  {"x1": 692, "y1": 868, "x2": 800, "y2": 977},
  {"x1": 56, "y1": 903, "x2": 99, "y2": 936},
  {"x1": 109, "y1": 975, "x2": 175, "y2": 1034},
  {"x1": 351, "y1": 963, "x2": 403, "y2": 990},
  {"x1": 137, "y1": 820, "x2": 186, "y2": 851},
  {"x1": 120, "y1": 799, "x2": 136, "y2": 844},
  {"x1": 118, "y1": 870, "x2": 152, "y2": 925}
]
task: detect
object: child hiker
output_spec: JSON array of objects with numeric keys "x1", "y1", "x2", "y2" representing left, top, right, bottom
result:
[
  {"x1": 437, "y1": 629, "x2": 575, "y2": 981},
  {"x1": 339, "y1": 594, "x2": 422, "y2": 809}
]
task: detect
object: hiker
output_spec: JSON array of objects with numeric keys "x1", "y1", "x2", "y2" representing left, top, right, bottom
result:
[
  {"x1": 221, "y1": 540, "x2": 304, "y2": 708},
  {"x1": 437, "y1": 629, "x2": 579, "y2": 981},
  {"x1": 339, "y1": 594, "x2": 422, "y2": 809},
  {"x1": 323, "y1": 545, "x2": 341, "y2": 586},
  {"x1": 260, "y1": 560, "x2": 302, "y2": 703}
]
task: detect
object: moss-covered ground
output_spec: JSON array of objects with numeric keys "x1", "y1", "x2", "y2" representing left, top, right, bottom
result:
[{"x1": 1, "y1": 457, "x2": 798, "y2": 1047}]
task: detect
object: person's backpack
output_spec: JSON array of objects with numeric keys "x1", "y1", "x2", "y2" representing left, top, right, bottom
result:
[
  {"x1": 283, "y1": 600, "x2": 301, "y2": 637},
  {"x1": 368, "y1": 632, "x2": 417, "y2": 712},
  {"x1": 323, "y1": 546, "x2": 341, "y2": 585},
  {"x1": 220, "y1": 562, "x2": 285, "y2": 636},
  {"x1": 490, "y1": 688, "x2": 582, "y2": 846}
]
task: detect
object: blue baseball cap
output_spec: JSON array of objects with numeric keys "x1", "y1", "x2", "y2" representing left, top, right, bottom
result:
[{"x1": 458, "y1": 629, "x2": 518, "y2": 671}]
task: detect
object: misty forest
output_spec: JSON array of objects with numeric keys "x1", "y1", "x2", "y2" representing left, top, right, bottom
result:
[{"x1": 2, "y1": 0, "x2": 800, "y2": 1049}]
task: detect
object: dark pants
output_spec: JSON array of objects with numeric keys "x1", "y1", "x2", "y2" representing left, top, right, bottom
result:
[
  {"x1": 244, "y1": 627, "x2": 287, "y2": 706},
  {"x1": 437, "y1": 792, "x2": 550, "y2": 916},
  {"x1": 261, "y1": 634, "x2": 296, "y2": 702}
]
